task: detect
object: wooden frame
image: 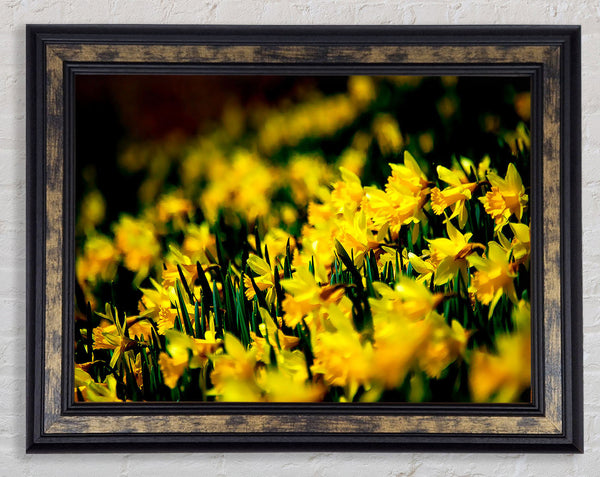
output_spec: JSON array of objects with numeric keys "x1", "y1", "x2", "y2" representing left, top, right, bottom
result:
[{"x1": 26, "y1": 25, "x2": 582, "y2": 453}]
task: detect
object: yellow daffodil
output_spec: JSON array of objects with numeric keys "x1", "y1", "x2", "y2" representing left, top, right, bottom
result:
[
  {"x1": 468, "y1": 241, "x2": 519, "y2": 316},
  {"x1": 156, "y1": 192, "x2": 193, "y2": 227},
  {"x1": 372, "y1": 114, "x2": 403, "y2": 155},
  {"x1": 139, "y1": 278, "x2": 178, "y2": 334},
  {"x1": 310, "y1": 303, "x2": 374, "y2": 398},
  {"x1": 281, "y1": 267, "x2": 346, "y2": 330},
  {"x1": 76, "y1": 233, "x2": 119, "y2": 285},
  {"x1": 370, "y1": 277, "x2": 443, "y2": 323},
  {"x1": 250, "y1": 308, "x2": 300, "y2": 362},
  {"x1": 92, "y1": 305, "x2": 153, "y2": 369},
  {"x1": 469, "y1": 321, "x2": 530, "y2": 402},
  {"x1": 79, "y1": 189, "x2": 106, "y2": 232},
  {"x1": 479, "y1": 163, "x2": 528, "y2": 231},
  {"x1": 330, "y1": 167, "x2": 365, "y2": 215},
  {"x1": 508, "y1": 222, "x2": 531, "y2": 267},
  {"x1": 243, "y1": 254, "x2": 278, "y2": 304},
  {"x1": 209, "y1": 333, "x2": 260, "y2": 400},
  {"x1": 335, "y1": 209, "x2": 382, "y2": 267},
  {"x1": 424, "y1": 221, "x2": 485, "y2": 286},
  {"x1": 430, "y1": 165, "x2": 479, "y2": 228},
  {"x1": 387, "y1": 151, "x2": 430, "y2": 199},
  {"x1": 247, "y1": 227, "x2": 295, "y2": 262},
  {"x1": 408, "y1": 251, "x2": 436, "y2": 285},
  {"x1": 364, "y1": 152, "x2": 430, "y2": 234},
  {"x1": 159, "y1": 329, "x2": 221, "y2": 389},
  {"x1": 113, "y1": 215, "x2": 160, "y2": 281},
  {"x1": 258, "y1": 366, "x2": 326, "y2": 402},
  {"x1": 182, "y1": 222, "x2": 216, "y2": 263},
  {"x1": 347, "y1": 75, "x2": 377, "y2": 106},
  {"x1": 417, "y1": 314, "x2": 470, "y2": 379},
  {"x1": 371, "y1": 314, "x2": 432, "y2": 388},
  {"x1": 75, "y1": 368, "x2": 121, "y2": 402}
]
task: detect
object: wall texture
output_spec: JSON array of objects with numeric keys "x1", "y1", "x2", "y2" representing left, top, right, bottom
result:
[{"x1": 1, "y1": 1, "x2": 597, "y2": 475}]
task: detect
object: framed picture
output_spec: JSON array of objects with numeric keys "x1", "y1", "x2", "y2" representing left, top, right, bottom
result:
[{"x1": 26, "y1": 25, "x2": 582, "y2": 452}]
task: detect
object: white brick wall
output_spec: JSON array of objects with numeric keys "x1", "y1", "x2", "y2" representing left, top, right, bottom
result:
[{"x1": 1, "y1": 1, "x2": 596, "y2": 475}]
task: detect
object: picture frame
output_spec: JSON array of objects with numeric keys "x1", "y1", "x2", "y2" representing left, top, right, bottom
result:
[{"x1": 26, "y1": 25, "x2": 582, "y2": 453}]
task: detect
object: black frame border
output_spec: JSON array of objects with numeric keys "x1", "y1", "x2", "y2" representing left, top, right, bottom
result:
[{"x1": 26, "y1": 25, "x2": 582, "y2": 453}]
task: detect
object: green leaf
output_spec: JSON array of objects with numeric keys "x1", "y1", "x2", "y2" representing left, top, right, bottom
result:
[
  {"x1": 285, "y1": 237, "x2": 293, "y2": 266},
  {"x1": 248, "y1": 272, "x2": 268, "y2": 311},
  {"x1": 251, "y1": 298, "x2": 261, "y2": 336},
  {"x1": 369, "y1": 249, "x2": 380, "y2": 282},
  {"x1": 212, "y1": 281, "x2": 223, "y2": 337},
  {"x1": 194, "y1": 301, "x2": 201, "y2": 339},
  {"x1": 223, "y1": 270, "x2": 237, "y2": 335},
  {"x1": 175, "y1": 279, "x2": 193, "y2": 336},
  {"x1": 196, "y1": 261, "x2": 213, "y2": 307},
  {"x1": 283, "y1": 255, "x2": 293, "y2": 279},
  {"x1": 254, "y1": 221, "x2": 262, "y2": 258},
  {"x1": 215, "y1": 230, "x2": 228, "y2": 269},
  {"x1": 177, "y1": 264, "x2": 195, "y2": 303},
  {"x1": 273, "y1": 264, "x2": 284, "y2": 316}
]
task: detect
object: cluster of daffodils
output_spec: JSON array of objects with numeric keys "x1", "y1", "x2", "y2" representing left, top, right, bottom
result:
[{"x1": 75, "y1": 76, "x2": 532, "y2": 404}]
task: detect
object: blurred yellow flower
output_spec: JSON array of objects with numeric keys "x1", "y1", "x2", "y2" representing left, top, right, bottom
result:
[
  {"x1": 372, "y1": 114, "x2": 403, "y2": 156},
  {"x1": 210, "y1": 333, "x2": 260, "y2": 400},
  {"x1": 182, "y1": 222, "x2": 216, "y2": 263},
  {"x1": 159, "y1": 329, "x2": 221, "y2": 388},
  {"x1": 250, "y1": 308, "x2": 300, "y2": 362},
  {"x1": 286, "y1": 153, "x2": 332, "y2": 205},
  {"x1": 258, "y1": 366, "x2": 326, "y2": 402},
  {"x1": 258, "y1": 94, "x2": 361, "y2": 155},
  {"x1": 156, "y1": 192, "x2": 193, "y2": 227},
  {"x1": 79, "y1": 190, "x2": 106, "y2": 232},
  {"x1": 330, "y1": 167, "x2": 365, "y2": 215},
  {"x1": 514, "y1": 92, "x2": 531, "y2": 122},
  {"x1": 417, "y1": 315, "x2": 470, "y2": 379},
  {"x1": 76, "y1": 234, "x2": 119, "y2": 285},
  {"x1": 281, "y1": 267, "x2": 345, "y2": 330},
  {"x1": 370, "y1": 277, "x2": 443, "y2": 323},
  {"x1": 310, "y1": 303, "x2": 374, "y2": 395},
  {"x1": 75, "y1": 368, "x2": 121, "y2": 402},
  {"x1": 201, "y1": 150, "x2": 276, "y2": 222},
  {"x1": 337, "y1": 147, "x2": 367, "y2": 176},
  {"x1": 348, "y1": 76, "x2": 377, "y2": 106},
  {"x1": 162, "y1": 266, "x2": 196, "y2": 293},
  {"x1": 371, "y1": 315, "x2": 432, "y2": 388},
  {"x1": 113, "y1": 215, "x2": 160, "y2": 279},
  {"x1": 418, "y1": 132, "x2": 434, "y2": 154},
  {"x1": 468, "y1": 241, "x2": 519, "y2": 316},
  {"x1": 248, "y1": 227, "x2": 295, "y2": 262},
  {"x1": 469, "y1": 306, "x2": 530, "y2": 403}
]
